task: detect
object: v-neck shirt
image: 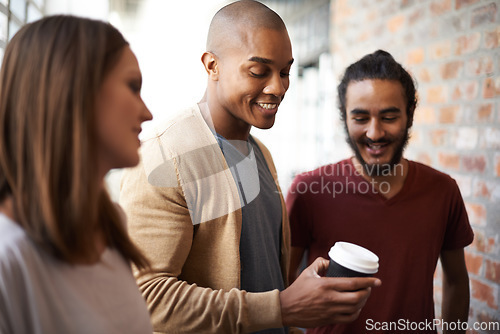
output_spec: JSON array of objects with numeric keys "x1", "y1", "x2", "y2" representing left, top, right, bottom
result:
[
  {"x1": 287, "y1": 158, "x2": 473, "y2": 334},
  {"x1": 216, "y1": 134, "x2": 286, "y2": 334}
]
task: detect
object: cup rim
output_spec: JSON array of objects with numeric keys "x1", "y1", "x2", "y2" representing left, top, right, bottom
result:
[{"x1": 328, "y1": 241, "x2": 379, "y2": 274}]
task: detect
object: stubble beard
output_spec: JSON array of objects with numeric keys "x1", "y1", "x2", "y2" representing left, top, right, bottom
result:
[{"x1": 346, "y1": 127, "x2": 410, "y2": 177}]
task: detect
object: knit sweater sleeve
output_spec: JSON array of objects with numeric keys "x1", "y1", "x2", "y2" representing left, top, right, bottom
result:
[
  {"x1": 119, "y1": 109, "x2": 283, "y2": 333},
  {"x1": 120, "y1": 158, "x2": 284, "y2": 333}
]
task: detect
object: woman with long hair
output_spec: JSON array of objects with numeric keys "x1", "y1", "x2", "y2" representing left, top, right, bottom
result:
[{"x1": 0, "y1": 15, "x2": 153, "y2": 333}]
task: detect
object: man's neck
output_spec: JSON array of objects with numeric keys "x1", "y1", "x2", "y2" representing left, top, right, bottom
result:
[
  {"x1": 351, "y1": 157, "x2": 409, "y2": 200},
  {"x1": 199, "y1": 96, "x2": 252, "y2": 141},
  {"x1": 199, "y1": 101, "x2": 251, "y2": 155}
]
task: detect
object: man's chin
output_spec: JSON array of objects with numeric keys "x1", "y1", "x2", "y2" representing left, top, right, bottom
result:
[{"x1": 253, "y1": 119, "x2": 276, "y2": 130}]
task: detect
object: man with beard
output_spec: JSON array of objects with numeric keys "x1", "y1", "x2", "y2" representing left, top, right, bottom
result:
[{"x1": 286, "y1": 50, "x2": 474, "y2": 334}]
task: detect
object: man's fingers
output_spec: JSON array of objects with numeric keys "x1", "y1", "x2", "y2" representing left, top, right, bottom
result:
[
  {"x1": 322, "y1": 276, "x2": 381, "y2": 291},
  {"x1": 282, "y1": 260, "x2": 382, "y2": 328},
  {"x1": 304, "y1": 258, "x2": 382, "y2": 290},
  {"x1": 305, "y1": 257, "x2": 330, "y2": 277}
]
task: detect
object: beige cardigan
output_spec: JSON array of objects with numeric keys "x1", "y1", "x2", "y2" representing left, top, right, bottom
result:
[{"x1": 120, "y1": 104, "x2": 291, "y2": 333}]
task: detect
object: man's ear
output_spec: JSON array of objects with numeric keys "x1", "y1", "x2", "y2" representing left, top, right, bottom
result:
[
  {"x1": 407, "y1": 106, "x2": 415, "y2": 128},
  {"x1": 201, "y1": 52, "x2": 219, "y2": 81}
]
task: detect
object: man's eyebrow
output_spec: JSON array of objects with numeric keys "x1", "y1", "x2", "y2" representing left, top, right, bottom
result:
[
  {"x1": 350, "y1": 109, "x2": 369, "y2": 115},
  {"x1": 349, "y1": 107, "x2": 402, "y2": 115},
  {"x1": 248, "y1": 56, "x2": 294, "y2": 66},
  {"x1": 380, "y1": 107, "x2": 402, "y2": 114}
]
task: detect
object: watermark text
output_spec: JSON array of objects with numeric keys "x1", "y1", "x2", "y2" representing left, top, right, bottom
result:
[{"x1": 366, "y1": 318, "x2": 500, "y2": 332}]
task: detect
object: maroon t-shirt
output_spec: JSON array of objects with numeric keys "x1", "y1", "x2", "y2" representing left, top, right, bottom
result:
[{"x1": 286, "y1": 159, "x2": 474, "y2": 334}]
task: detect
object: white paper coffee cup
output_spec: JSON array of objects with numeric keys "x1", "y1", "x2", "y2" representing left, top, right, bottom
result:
[{"x1": 326, "y1": 242, "x2": 379, "y2": 277}]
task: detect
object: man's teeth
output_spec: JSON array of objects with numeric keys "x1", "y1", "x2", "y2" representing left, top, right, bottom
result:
[
  {"x1": 257, "y1": 103, "x2": 277, "y2": 110},
  {"x1": 369, "y1": 144, "x2": 383, "y2": 149}
]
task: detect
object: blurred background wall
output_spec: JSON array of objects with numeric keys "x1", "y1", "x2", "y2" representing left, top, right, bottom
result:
[{"x1": 0, "y1": 0, "x2": 498, "y2": 331}]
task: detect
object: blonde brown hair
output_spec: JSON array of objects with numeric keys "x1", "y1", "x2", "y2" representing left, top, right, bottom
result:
[{"x1": 0, "y1": 15, "x2": 149, "y2": 268}]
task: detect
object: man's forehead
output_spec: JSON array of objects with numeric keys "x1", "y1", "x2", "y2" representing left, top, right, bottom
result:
[
  {"x1": 346, "y1": 79, "x2": 405, "y2": 94},
  {"x1": 346, "y1": 80, "x2": 408, "y2": 110},
  {"x1": 218, "y1": 27, "x2": 292, "y2": 61}
]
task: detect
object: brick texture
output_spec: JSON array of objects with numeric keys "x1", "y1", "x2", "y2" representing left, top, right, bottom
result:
[
  {"x1": 453, "y1": 80, "x2": 479, "y2": 101},
  {"x1": 441, "y1": 60, "x2": 463, "y2": 79},
  {"x1": 473, "y1": 179, "x2": 492, "y2": 200},
  {"x1": 495, "y1": 154, "x2": 500, "y2": 177},
  {"x1": 438, "y1": 152, "x2": 460, "y2": 170},
  {"x1": 431, "y1": 40, "x2": 452, "y2": 59},
  {"x1": 484, "y1": 26, "x2": 500, "y2": 49},
  {"x1": 485, "y1": 259, "x2": 500, "y2": 284},
  {"x1": 477, "y1": 103, "x2": 494, "y2": 122},
  {"x1": 407, "y1": 47, "x2": 425, "y2": 65},
  {"x1": 471, "y1": 278, "x2": 498, "y2": 309},
  {"x1": 481, "y1": 128, "x2": 500, "y2": 149},
  {"x1": 428, "y1": 86, "x2": 447, "y2": 103},
  {"x1": 388, "y1": 14, "x2": 405, "y2": 32},
  {"x1": 430, "y1": 0, "x2": 452, "y2": 16},
  {"x1": 466, "y1": 252, "x2": 483, "y2": 275},
  {"x1": 414, "y1": 106, "x2": 436, "y2": 124},
  {"x1": 455, "y1": 32, "x2": 481, "y2": 55},
  {"x1": 471, "y1": 229, "x2": 496, "y2": 254},
  {"x1": 456, "y1": 0, "x2": 480, "y2": 10},
  {"x1": 462, "y1": 154, "x2": 487, "y2": 173},
  {"x1": 471, "y1": 3, "x2": 498, "y2": 28},
  {"x1": 430, "y1": 129, "x2": 447, "y2": 146},
  {"x1": 330, "y1": 1, "x2": 500, "y2": 332},
  {"x1": 466, "y1": 202, "x2": 487, "y2": 226},
  {"x1": 466, "y1": 55, "x2": 494, "y2": 76},
  {"x1": 456, "y1": 127, "x2": 479, "y2": 149}
]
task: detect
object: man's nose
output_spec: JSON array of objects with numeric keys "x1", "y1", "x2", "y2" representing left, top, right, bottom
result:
[
  {"x1": 366, "y1": 119, "x2": 385, "y2": 141},
  {"x1": 263, "y1": 73, "x2": 287, "y2": 97}
]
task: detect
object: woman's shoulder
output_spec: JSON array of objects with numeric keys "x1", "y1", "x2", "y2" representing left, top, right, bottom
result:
[
  {"x1": 0, "y1": 214, "x2": 30, "y2": 255},
  {"x1": 0, "y1": 214, "x2": 41, "y2": 289}
]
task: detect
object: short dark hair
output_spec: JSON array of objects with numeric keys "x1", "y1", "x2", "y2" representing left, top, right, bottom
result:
[{"x1": 337, "y1": 50, "x2": 418, "y2": 127}]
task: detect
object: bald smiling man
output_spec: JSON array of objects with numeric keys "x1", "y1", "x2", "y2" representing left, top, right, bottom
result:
[{"x1": 120, "y1": 1, "x2": 380, "y2": 333}]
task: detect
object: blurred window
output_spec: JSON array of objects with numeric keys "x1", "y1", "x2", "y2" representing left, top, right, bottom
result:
[{"x1": 0, "y1": 0, "x2": 45, "y2": 62}]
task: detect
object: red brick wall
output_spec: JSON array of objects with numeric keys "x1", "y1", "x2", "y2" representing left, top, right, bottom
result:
[{"x1": 329, "y1": 0, "x2": 499, "y2": 331}]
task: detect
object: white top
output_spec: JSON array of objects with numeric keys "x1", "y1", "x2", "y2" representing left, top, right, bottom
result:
[{"x1": 0, "y1": 213, "x2": 153, "y2": 334}]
